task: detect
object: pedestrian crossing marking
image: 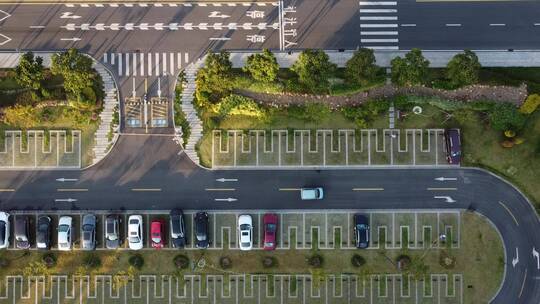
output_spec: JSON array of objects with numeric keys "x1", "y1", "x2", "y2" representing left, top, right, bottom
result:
[{"x1": 102, "y1": 52, "x2": 188, "y2": 78}]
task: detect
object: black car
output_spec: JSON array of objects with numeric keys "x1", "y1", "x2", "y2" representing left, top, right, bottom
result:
[
  {"x1": 194, "y1": 212, "x2": 209, "y2": 249},
  {"x1": 170, "y1": 209, "x2": 187, "y2": 248},
  {"x1": 105, "y1": 215, "x2": 122, "y2": 249},
  {"x1": 36, "y1": 216, "x2": 52, "y2": 250},
  {"x1": 14, "y1": 216, "x2": 31, "y2": 249},
  {"x1": 354, "y1": 214, "x2": 370, "y2": 249},
  {"x1": 444, "y1": 128, "x2": 461, "y2": 165}
]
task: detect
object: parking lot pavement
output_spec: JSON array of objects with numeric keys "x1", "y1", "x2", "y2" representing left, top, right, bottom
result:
[
  {"x1": 0, "y1": 130, "x2": 81, "y2": 169},
  {"x1": 211, "y1": 129, "x2": 448, "y2": 168},
  {"x1": 4, "y1": 273, "x2": 464, "y2": 304},
  {"x1": 4, "y1": 210, "x2": 461, "y2": 252}
]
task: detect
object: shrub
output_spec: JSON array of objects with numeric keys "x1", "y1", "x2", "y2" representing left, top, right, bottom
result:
[
  {"x1": 520, "y1": 94, "x2": 540, "y2": 114},
  {"x1": 51, "y1": 48, "x2": 96, "y2": 101},
  {"x1": 288, "y1": 102, "x2": 331, "y2": 122},
  {"x1": 341, "y1": 99, "x2": 389, "y2": 128},
  {"x1": 219, "y1": 256, "x2": 232, "y2": 269},
  {"x1": 391, "y1": 48, "x2": 430, "y2": 87},
  {"x1": 396, "y1": 254, "x2": 411, "y2": 271},
  {"x1": 243, "y1": 49, "x2": 279, "y2": 83},
  {"x1": 83, "y1": 253, "x2": 101, "y2": 269},
  {"x1": 262, "y1": 256, "x2": 277, "y2": 268},
  {"x1": 291, "y1": 49, "x2": 337, "y2": 94},
  {"x1": 345, "y1": 48, "x2": 379, "y2": 87},
  {"x1": 15, "y1": 51, "x2": 45, "y2": 94},
  {"x1": 42, "y1": 253, "x2": 57, "y2": 268},
  {"x1": 128, "y1": 254, "x2": 144, "y2": 270},
  {"x1": 213, "y1": 94, "x2": 265, "y2": 118},
  {"x1": 307, "y1": 254, "x2": 324, "y2": 268},
  {"x1": 489, "y1": 103, "x2": 527, "y2": 131},
  {"x1": 195, "y1": 51, "x2": 233, "y2": 108},
  {"x1": 446, "y1": 50, "x2": 481, "y2": 88},
  {"x1": 173, "y1": 255, "x2": 190, "y2": 269},
  {"x1": 23, "y1": 261, "x2": 51, "y2": 277},
  {"x1": 351, "y1": 254, "x2": 366, "y2": 267},
  {"x1": 2, "y1": 104, "x2": 40, "y2": 128}
]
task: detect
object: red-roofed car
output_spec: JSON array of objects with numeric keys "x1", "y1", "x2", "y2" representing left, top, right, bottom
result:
[
  {"x1": 263, "y1": 213, "x2": 278, "y2": 251},
  {"x1": 151, "y1": 219, "x2": 165, "y2": 249}
]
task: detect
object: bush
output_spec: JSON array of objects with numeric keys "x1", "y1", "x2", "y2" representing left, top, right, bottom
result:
[
  {"x1": 195, "y1": 51, "x2": 233, "y2": 108},
  {"x1": 341, "y1": 99, "x2": 389, "y2": 128},
  {"x1": 345, "y1": 48, "x2": 379, "y2": 87},
  {"x1": 288, "y1": 102, "x2": 331, "y2": 123},
  {"x1": 262, "y1": 256, "x2": 277, "y2": 268},
  {"x1": 243, "y1": 49, "x2": 279, "y2": 83},
  {"x1": 520, "y1": 94, "x2": 540, "y2": 114},
  {"x1": 173, "y1": 255, "x2": 190, "y2": 269},
  {"x1": 446, "y1": 50, "x2": 481, "y2": 88},
  {"x1": 2, "y1": 104, "x2": 40, "y2": 128},
  {"x1": 391, "y1": 48, "x2": 430, "y2": 87},
  {"x1": 83, "y1": 253, "x2": 101, "y2": 269},
  {"x1": 15, "y1": 52, "x2": 45, "y2": 94},
  {"x1": 213, "y1": 94, "x2": 265, "y2": 118},
  {"x1": 41, "y1": 253, "x2": 57, "y2": 268},
  {"x1": 396, "y1": 254, "x2": 411, "y2": 271},
  {"x1": 307, "y1": 254, "x2": 324, "y2": 268},
  {"x1": 489, "y1": 103, "x2": 527, "y2": 131},
  {"x1": 291, "y1": 49, "x2": 337, "y2": 94},
  {"x1": 219, "y1": 256, "x2": 232, "y2": 269},
  {"x1": 128, "y1": 254, "x2": 144, "y2": 270},
  {"x1": 51, "y1": 48, "x2": 97, "y2": 101},
  {"x1": 351, "y1": 254, "x2": 366, "y2": 267}
]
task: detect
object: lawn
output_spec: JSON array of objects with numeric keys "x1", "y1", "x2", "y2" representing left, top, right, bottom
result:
[{"x1": 0, "y1": 212, "x2": 503, "y2": 304}]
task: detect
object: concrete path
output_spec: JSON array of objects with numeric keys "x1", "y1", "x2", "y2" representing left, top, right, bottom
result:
[{"x1": 180, "y1": 60, "x2": 204, "y2": 164}]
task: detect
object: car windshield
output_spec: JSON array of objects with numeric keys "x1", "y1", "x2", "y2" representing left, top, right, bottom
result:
[
  {"x1": 240, "y1": 224, "x2": 250, "y2": 230},
  {"x1": 58, "y1": 224, "x2": 69, "y2": 232},
  {"x1": 83, "y1": 231, "x2": 92, "y2": 241},
  {"x1": 264, "y1": 242, "x2": 274, "y2": 247},
  {"x1": 129, "y1": 219, "x2": 138, "y2": 225},
  {"x1": 83, "y1": 224, "x2": 93, "y2": 232},
  {"x1": 356, "y1": 224, "x2": 366, "y2": 229},
  {"x1": 152, "y1": 237, "x2": 161, "y2": 243},
  {"x1": 129, "y1": 235, "x2": 140, "y2": 242},
  {"x1": 265, "y1": 223, "x2": 276, "y2": 232}
]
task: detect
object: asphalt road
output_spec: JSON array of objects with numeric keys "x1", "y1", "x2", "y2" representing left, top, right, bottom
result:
[{"x1": 0, "y1": 134, "x2": 538, "y2": 303}]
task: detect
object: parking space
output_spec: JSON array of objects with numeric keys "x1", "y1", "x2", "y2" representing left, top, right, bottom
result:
[
  {"x1": 211, "y1": 129, "x2": 448, "y2": 168},
  {"x1": 0, "y1": 130, "x2": 81, "y2": 169},
  {"x1": 3, "y1": 273, "x2": 464, "y2": 304}
]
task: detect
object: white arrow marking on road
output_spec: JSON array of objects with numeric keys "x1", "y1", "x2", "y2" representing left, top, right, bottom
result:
[
  {"x1": 214, "y1": 198, "x2": 237, "y2": 202},
  {"x1": 512, "y1": 247, "x2": 519, "y2": 268},
  {"x1": 216, "y1": 178, "x2": 238, "y2": 182},
  {"x1": 60, "y1": 12, "x2": 82, "y2": 19},
  {"x1": 55, "y1": 198, "x2": 77, "y2": 203},
  {"x1": 435, "y1": 177, "x2": 458, "y2": 182},
  {"x1": 533, "y1": 247, "x2": 540, "y2": 269},
  {"x1": 209, "y1": 11, "x2": 230, "y2": 19},
  {"x1": 434, "y1": 196, "x2": 456, "y2": 203},
  {"x1": 56, "y1": 178, "x2": 78, "y2": 182},
  {"x1": 0, "y1": 10, "x2": 11, "y2": 22},
  {"x1": 60, "y1": 38, "x2": 81, "y2": 42}
]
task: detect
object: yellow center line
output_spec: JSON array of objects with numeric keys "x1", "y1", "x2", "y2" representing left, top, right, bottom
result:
[
  {"x1": 352, "y1": 188, "x2": 384, "y2": 191},
  {"x1": 426, "y1": 188, "x2": 458, "y2": 191},
  {"x1": 0, "y1": 189, "x2": 15, "y2": 192},
  {"x1": 205, "y1": 188, "x2": 236, "y2": 191},
  {"x1": 499, "y1": 201, "x2": 519, "y2": 226},
  {"x1": 279, "y1": 188, "x2": 301, "y2": 191},
  {"x1": 131, "y1": 188, "x2": 162, "y2": 192},
  {"x1": 57, "y1": 188, "x2": 88, "y2": 192}
]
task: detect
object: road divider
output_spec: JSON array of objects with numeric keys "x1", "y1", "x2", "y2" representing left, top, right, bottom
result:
[{"x1": 352, "y1": 188, "x2": 384, "y2": 191}]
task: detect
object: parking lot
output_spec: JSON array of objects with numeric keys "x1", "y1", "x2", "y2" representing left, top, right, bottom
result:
[
  {"x1": 4, "y1": 210, "x2": 460, "y2": 251},
  {"x1": 0, "y1": 130, "x2": 81, "y2": 169},
  {"x1": 211, "y1": 129, "x2": 448, "y2": 168}
]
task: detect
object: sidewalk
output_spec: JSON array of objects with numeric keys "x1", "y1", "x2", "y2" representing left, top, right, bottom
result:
[{"x1": 229, "y1": 50, "x2": 540, "y2": 68}]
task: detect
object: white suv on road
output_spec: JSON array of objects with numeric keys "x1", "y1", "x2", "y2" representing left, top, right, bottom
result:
[
  {"x1": 128, "y1": 215, "x2": 144, "y2": 250},
  {"x1": 57, "y1": 216, "x2": 73, "y2": 251},
  {"x1": 238, "y1": 215, "x2": 253, "y2": 251}
]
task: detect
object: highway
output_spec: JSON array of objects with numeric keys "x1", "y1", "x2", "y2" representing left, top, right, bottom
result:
[{"x1": 0, "y1": 134, "x2": 539, "y2": 303}]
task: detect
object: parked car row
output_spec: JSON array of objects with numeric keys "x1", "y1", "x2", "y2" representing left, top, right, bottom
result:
[{"x1": 0, "y1": 211, "x2": 371, "y2": 250}]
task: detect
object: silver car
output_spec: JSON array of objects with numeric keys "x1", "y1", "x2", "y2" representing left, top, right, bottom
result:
[{"x1": 81, "y1": 214, "x2": 97, "y2": 250}]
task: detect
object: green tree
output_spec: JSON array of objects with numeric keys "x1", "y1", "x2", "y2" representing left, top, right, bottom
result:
[
  {"x1": 15, "y1": 52, "x2": 45, "y2": 96},
  {"x1": 195, "y1": 51, "x2": 233, "y2": 108},
  {"x1": 51, "y1": 48, "x2": 96, "y2": 101},
  {"x1": 345, "y1": 48, "x2": 379, "y2": 86},
  {"x1": 390, "y1": 48, "x2": 430, "y2": 87},
  {"x1": 489, "y1": 103, "x2": 527, "y2": 131},
  {"x1": 291, "y1": 49, "x2": 337, "y2": 94},
  {"x1": 446, "y1": 50, "x2": 481, "y2": 88},
  {"x1": 243, "y1": 49, "x2": 279, "y2": 83}
]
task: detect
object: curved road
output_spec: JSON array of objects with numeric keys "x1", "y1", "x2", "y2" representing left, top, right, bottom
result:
[{"x1": 0, "y1": 134, "x2": 538, "y2": 303}]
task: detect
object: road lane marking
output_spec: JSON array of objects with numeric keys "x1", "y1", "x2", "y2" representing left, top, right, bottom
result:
[
  {"x1": 360, "y1": 9, "x2": 397, "y2": 13},
  {"x1": 359, "y1": 1, "x2": 397, "y2": 5},
  {"x1": 205, "y1": 188, "x2": 236, "y2": 191},
  {"x1": 215, "y1": 198, "x2": 237, "y2": 202},
  {"x1": 512, "y1": 247, "x2": 519, "y2": 267},
  {"x1": 400, "y1": 24, "x2": 416, "y2": 27},
  {"x1": 352, "y1": 188, "x2": 384, "y2": 191},
  {"x1": 0, "y1": 189, "x2": 15, "y2": 192},
  {"x1": 29, "y1": 25, "x2": 45, "y2": 29},
  {"x1": 427, "y1": 188, "x2": 457, "y2": 191},
  {"x1": 279, "y1": 188, "x2": 300, "y2": 191},
  {"x1": 533, "y1": 248, "x2": 539, "y2": 269},
  {"x1": 131, "y1": 188, "x2": 162, "y2": 192},
  {"x1": 216, "y1": 178, "x2": 238, "y2": 182},
  {"x1": 518, "y1": 268, "x2": 527, "y2": 299},
  {"x1": 360, "y1": 24, "x2": 398, "y2": 28},
  {"x1": 490, "y1": 23, "x2": 506, "y2": 26},
  {"x1": 57, "y1": 188, "x2": 88, "y2": 192},
  {"x1": 360, "y1": 31, "x2": 398, "y2": 35},
  {"x1": 360, "y1": 16, "x2": 398, "y2": 20},
  {"x1": 499, "y1": 201, "x2": 519, "y2": 226},
  {"x1": 434, "y1": 196, "x2": 456, "y2": 203},
  {"x1": 366, "y1": 46, "x2": 399, "y2": 50},
  {"x1": 435, "y1": 177, "x2": 457, "y2": 181},
  {"x1": 445, "y1": 23, "x2": 462, "y2": 27},
  {"x1": 55, "y1": 198, "x2": 77, "y2": 203},
  {"x1": 361, "y1": 38, "x2": 399, "y2": 43}
]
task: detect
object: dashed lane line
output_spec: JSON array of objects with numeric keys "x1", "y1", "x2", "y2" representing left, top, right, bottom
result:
[
  {"x1": 489, "y1": 23, "x2": 506, "y2": 26},
  {"x1": 57, "y1": 188, "x2": 88, "y2": 192},
  {"x1": 445, "y1": 23, "x2": 462, "y2": 27},
  {"x1": 427, "y1": 188, "x2": 457, "y2": 191},
  {"x1": 0, "y1": 189, "x2": 15, "y2": 192},
  {"x1": 352, "y1": 188, "x2": 384, "y2": 191},
  {"x1": 499, "y1": 201, "x2": 519, "y2": 226},
  {"x1": 131, "y1": 188, "x2": 162, "y2": 192},
  {"x1": 205, "y1": 188, "x2": 236, "y2": 191},
  {"x1": 519, "y1": 268, "x2": 528, "y2": 299},
  {"x1": 279, "y1": 188, "x2": 300, "y2": 191}
]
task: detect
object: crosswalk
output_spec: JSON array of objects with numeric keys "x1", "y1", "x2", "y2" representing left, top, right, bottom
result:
[
  {"x1": 359, "y1": 1, "x2": 399, "y2": 50},
  {"x1": 102, "y1": 52, "x2": 190, "y2": 77}
]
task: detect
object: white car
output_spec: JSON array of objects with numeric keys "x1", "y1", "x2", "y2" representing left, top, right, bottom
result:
[
  {"x1": 238, "y1": 215, "x2": 253, "y2": 251},
  {"x1": 57, "y1": 216, "x2": 73, "y2": 251},
  {"x1": 128, "y1": 215, "x2": 144, "y2": 250},
  {"x1": 301, "y1": 187, "x2": 324, "y2": 200},
  {"x1": 0, "y1": 212, "x2": 10, "y2": 249}
]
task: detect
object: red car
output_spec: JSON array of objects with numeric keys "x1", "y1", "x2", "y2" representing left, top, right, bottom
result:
[
  {"x1": 263, "y1": 213, "x2": 278, "y2": 250},
  {"x1": 150, "y1": 219, "x2": 165, "y2": 249}
]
